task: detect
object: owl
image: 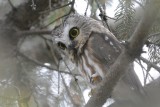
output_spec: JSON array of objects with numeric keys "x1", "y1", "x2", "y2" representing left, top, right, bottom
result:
[
  {"x1": 52, "y1": 14, "x2": 122, "y2": 86},
  {"x1": 52, "y1": 14, "x2": 144, "y2": 100}
]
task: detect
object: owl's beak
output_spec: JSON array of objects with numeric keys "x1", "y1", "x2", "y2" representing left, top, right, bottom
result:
[
  {"x1": 68, "y1": 41, "x2": 79, "y2": 56},
  {"x1": 68, "y1": 41, "x2": 77, "y2": 51},
  {"x1": 68, "y1": 44, "x2": 75, "y2": 50}
]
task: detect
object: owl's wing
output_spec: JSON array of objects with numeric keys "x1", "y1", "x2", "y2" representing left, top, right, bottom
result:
[
  {"x1": 87, "y1": 31, "x2": 122, "y2": 69},
  {"x1": 87, "y1": 31, "x2": 145, "y2": 97}
]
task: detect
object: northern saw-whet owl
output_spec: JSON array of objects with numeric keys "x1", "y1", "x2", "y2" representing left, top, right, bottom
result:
[
  {"x1": 53, "y1": 14, "x2": 144, "y2": 104},
  {"x1": 53, "y1": 14, "x2": 122, "y2": 86}
]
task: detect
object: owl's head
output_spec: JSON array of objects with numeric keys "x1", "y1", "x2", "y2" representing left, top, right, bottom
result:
[
  {"x1": 53, "y1": 14, "x2": 94, "y2": 60},
  {"x1": 53, "y1": 14, "x2": 110, "y2": 62}
]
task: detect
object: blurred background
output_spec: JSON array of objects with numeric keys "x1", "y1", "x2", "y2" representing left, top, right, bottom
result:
[{"x1": 0, "y1": 0, "x2": 160, "y2": 107}]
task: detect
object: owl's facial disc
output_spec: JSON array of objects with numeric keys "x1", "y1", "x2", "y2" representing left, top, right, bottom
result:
[{"x1": 56, "y1": 27, "x2": 79, "y2": 52}]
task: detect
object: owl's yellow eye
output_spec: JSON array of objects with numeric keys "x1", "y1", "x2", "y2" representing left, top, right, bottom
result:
[
  {"x1": 57, "y1": 42, "x2": 66, "y2": 50},
  {"x1": 69, "y1": 27, "x2": 79, "y2": 40}
]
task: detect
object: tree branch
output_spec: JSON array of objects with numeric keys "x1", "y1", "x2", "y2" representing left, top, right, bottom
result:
[
  {"x1": 17, "y1": 30, "x2": 52, "y2": 36},
  {"x1": 8, "y1": 0, "x2": 16, "y2": 10},
  {"x1": 148, "y1": 32, "x2": 160, "y2": 39},
  {"x1": 85, "y1": 1, "x2": 160, "y2": 107},
  {"x1": 42, "y1": 0, "x2": 75, "y2": 28},
  {"x1": 40, "y1": 2, "x2": 72, "y2": 14},
  {"x1": 84, "y1": 0, "x2": 90, "y2": 16},
  {"x1": 140, "y1": 56, "x2": 160, "y2": 73},
  {"x1": 95, "y1": 0, "x2": 111, "y2": 31}
]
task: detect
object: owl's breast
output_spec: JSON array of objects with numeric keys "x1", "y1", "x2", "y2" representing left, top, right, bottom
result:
[
  {"x1": 75, "y1": 31, "x2": 122, "y2": 85},
  {"x1": 77, "y1": 49, "x2": 106, "y2": 85}
]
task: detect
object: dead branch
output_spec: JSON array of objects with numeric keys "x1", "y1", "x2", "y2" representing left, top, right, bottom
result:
[{"x1": 85, "y1": 0, "x2": 160, "y2": 107}]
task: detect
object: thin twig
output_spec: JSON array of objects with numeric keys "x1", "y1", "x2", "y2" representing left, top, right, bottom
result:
[
  {"x1": 71, "y1": 0, "x2": 75, "y2": 11},
  {"x1": 147, "y1": 72, "x2": 154, "y2": 82},
  {"x1": 8, "y1": 0, "x2": 16, "y2": 10},
  {"x1": 17, "y1": 51, "x2": 80, "y2": 76},
  {"x1": 147, "y1": 32, "x2": 160, "y2": 39},
  {"x1": 84, "y1": 0, "x2": 90, "y2": 16},
  {"x1": 105, "y1": 15, "x2": 116, "y2": 20},
  {"x1": 61, "y1": 73, "x2": 80, "y2": 107},
  {"x1": 42, "y1": 0, "x2": 75, "y2": 28},
  {"x1": 137, "y1": 59, "x2": 147, "y2": 85},
  {"x1": 95, "y1": 0, "x2": 111, "y2": 31},
  {"x1": 95, "y1": 0, "x2": 103, "y2": 15},
  {"x1": 63, "y1": 60, "x2": 86, "y2": 103},
  {"x1": 42, "y1": 13, "x2": 69, "y2": 28},
  {"x1": 40, "y1": 35, "x2": 52, "y2": 42},
  {"x1": 145, "y1": 65, "x2": 152, "y2": 83},
  {"x1": 140, "y1": 56, "x2": 160, "y2": 73},
  {"x1": 17, "y1": 30, "x2": 52, "y2": 36},
  {"x1": 58, "y1": 60, "x2": 61, "y2": 94},
  {"x1": 136, "y1": 59, "x2": 154, "y2": 85},
  {"x1": 40, "y1": 2, "x2": 72, "y2": 14}
]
